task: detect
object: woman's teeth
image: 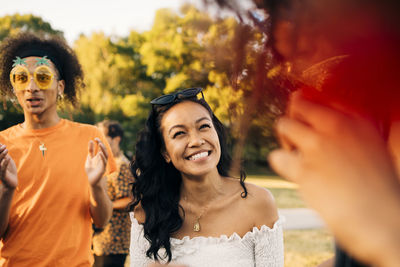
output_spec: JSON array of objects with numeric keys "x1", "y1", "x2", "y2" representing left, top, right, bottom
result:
[{"x1": 189, "y1": 151, "x2": 208, "y2": 160}]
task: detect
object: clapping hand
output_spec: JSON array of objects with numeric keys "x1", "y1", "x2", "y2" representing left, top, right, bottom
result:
[
  {"x1": 0, "y1": 144, "x2": 18, "y2": 189},
  {"x1": 85, "y1": 138, "x2": 108, "y2": 186}
]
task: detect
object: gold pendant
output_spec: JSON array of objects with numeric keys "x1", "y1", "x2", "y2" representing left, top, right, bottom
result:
[{"x1": 193, "y1": 219, "x2": 201, "y2": 232}]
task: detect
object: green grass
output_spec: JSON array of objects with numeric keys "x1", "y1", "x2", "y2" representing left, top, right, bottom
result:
[
  {"x1": 246, "y1": 175, "x2": 307, "y2": 209},
  {"x1": 284, "y1": 229, "x2": 335, "y2": 267},
  {"x1": 269, "y1": 188, "x2": 306, "y2": 208}
]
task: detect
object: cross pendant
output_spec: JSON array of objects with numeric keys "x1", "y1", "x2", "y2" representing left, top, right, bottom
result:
[{"x1": 39, "y1": 143, "x2": 47, "y2": 157}]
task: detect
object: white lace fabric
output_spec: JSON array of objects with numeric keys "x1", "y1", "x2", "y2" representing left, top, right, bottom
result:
[{"x1": 129, "y1": 213, "x2": 284, "y2": 267}]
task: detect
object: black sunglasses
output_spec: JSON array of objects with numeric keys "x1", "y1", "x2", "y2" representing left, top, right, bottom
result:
[{"x1": 150, "y1": 87, "x2": 204, "y2": 105}]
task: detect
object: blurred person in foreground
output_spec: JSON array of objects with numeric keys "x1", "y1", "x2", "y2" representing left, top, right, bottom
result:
[
  {"x1": 0, "y1": 33, "x2": 116, "y2": 266},
  {"x1": 93, "y1": 120, "x2": 134, "y2": 267},
  {"x1": 207, "y1": 0, "x2": 400, "y2": 266}
]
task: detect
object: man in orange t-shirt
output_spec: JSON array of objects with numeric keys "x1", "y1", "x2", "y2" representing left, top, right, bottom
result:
[{"x1": 0, "y1": 33, "x2": 116, "y2": 266}]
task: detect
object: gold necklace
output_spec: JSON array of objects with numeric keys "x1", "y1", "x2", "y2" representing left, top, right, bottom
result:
[{"x1": 183, "y1": 195, "x2": 215, "y2": 232}]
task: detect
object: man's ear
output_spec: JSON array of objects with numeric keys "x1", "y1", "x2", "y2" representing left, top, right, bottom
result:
[
  {"x1": 58, "y1": 79, "x2": 65, "y2": 96},
  {"x1": 162, "y1": 150, "x2": 171, "y2": 163}
]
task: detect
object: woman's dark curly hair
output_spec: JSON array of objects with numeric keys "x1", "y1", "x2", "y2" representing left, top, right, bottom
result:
[
  {"x1": 0, "y1": 32, "x2": 84, "y2": 107},
  {"x1": 129, "y1": 96, "x2": 248, "y2": 262}
]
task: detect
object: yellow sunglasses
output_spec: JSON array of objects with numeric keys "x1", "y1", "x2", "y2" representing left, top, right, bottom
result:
[{"x1": 10, "y1": 65, "x2": 55, "y2": 91}]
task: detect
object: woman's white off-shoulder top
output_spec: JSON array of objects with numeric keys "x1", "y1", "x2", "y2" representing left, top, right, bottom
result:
[{"x1": 129, "y1": 213, "x2": 284, "y2": 267}]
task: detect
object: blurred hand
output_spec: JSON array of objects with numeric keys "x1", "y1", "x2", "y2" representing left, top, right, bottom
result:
[
  {"x1": 0, "y1": 144, "x2": 18, "y2": 189},
  {"x1": 269, "y1": 92, "x2": 400, "y2": 266},
  {"x1": 85, "y1": 138, "x2": 108, "y2": 186}
]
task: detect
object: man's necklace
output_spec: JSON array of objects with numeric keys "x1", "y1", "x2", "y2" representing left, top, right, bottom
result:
[
  {"x1": 20, "y1": 123, "x2": 47, "y2": 157},
  {"x1": 38, "y1": 142, "x2": 47, "y2": 157},
  {"x1": 31, "y1": 135, "x2": 47, "y2": 157}
]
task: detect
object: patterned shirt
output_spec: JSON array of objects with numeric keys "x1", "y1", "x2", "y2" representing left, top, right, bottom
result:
[{"x1": 92, "y1": 154, "x2": 134, "y2": 255}]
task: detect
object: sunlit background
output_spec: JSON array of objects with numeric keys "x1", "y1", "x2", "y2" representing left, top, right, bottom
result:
[{"x1": 0, "y1": 1, "x2": 334, "y2": 266}]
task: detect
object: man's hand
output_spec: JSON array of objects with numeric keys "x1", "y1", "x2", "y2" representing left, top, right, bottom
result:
[
  {"x1": 0, "y1": 144, "x2": 17, "y2": 189},
  {"x1": 85, "y1": 138, "x2": 108, "y2": 186}
]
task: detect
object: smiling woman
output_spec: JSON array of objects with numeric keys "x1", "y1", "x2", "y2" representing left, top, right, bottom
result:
[
  {"x1": 161, "y1": 101, "x2": 221, "y2": 178},
  {"x1": 128, "y1": 88, "x2": 284, "y2": 266}
]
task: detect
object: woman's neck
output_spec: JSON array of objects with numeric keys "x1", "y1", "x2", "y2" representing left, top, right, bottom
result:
[
  {"x1": 181, "y1": 171, "x2": 225, "y2": 205},
  {"x1": 22, "y1": 113, "x2": 61, "y2": 130}
]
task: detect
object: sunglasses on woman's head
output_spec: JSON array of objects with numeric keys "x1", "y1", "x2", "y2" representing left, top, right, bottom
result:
[{"x1": 150, "y1": 87, "x2": 204, "y2": 105}]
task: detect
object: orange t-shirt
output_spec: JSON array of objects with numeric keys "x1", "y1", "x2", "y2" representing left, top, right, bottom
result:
[{"x1": 0, "y1": 119, "x2": 116, "y2": 267}]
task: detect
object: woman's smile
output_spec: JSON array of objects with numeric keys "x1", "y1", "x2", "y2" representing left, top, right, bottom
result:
[{"x1": 186, "y1": 150, "x2": 211, "y2": 161}]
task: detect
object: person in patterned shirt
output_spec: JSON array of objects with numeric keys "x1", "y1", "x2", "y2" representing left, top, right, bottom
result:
[{"x1": 93, "y1": 120, "x2": 134, "y2": 267}]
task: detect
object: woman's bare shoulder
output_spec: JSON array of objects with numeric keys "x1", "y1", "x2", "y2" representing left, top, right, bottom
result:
[
  {"x1": 224, "y1": 177, "x2": 276, "y2": 205},
  {"x1": 243, "y1": 181, "x2": 279, "y2": 228}
]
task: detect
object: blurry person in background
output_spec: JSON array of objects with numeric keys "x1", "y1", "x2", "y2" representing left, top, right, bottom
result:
[
  {"x1": 207, "y1": 0, "x2": 400, "y2": 266},
  {"x1": 93, "y1": 120, "x2": 134, "y2": 267}
]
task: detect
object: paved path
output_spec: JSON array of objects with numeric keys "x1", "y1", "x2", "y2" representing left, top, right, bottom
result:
[{"x1": 278, "y1": 208, "x2": 326, "y2": 230}]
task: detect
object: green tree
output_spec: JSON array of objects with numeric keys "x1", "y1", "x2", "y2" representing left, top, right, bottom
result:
[
  {"x1": 73, "y1": 32, "x2": 159, "y2": 155},
  {"x1": 0, "y1": 13, "x2": 63, "y2": 40},
  {"x1": 139, "y1": 5, "x2": 246, "y2": 124}
]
